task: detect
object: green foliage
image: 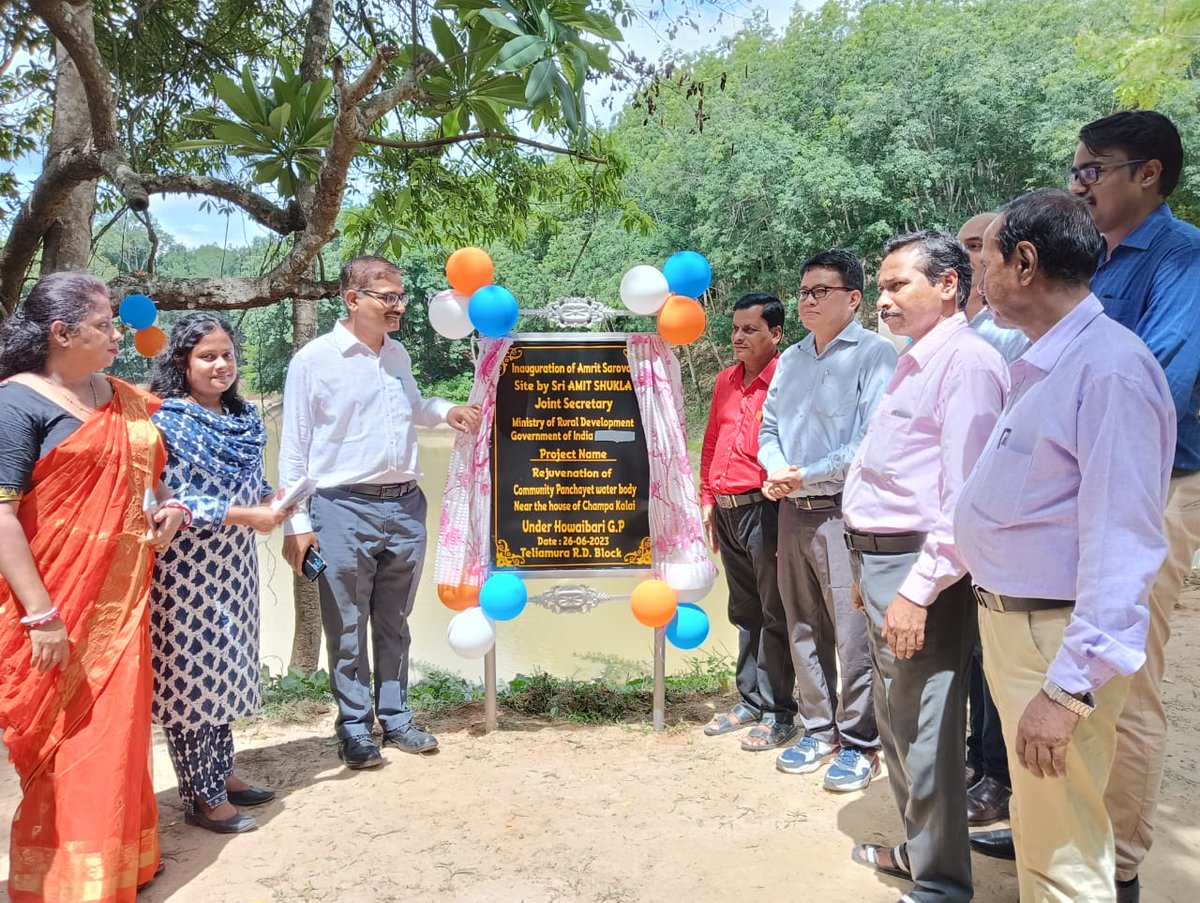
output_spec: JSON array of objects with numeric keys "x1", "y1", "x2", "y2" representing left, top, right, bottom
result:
[
  {"x1": 1078, "y1": 0, "x2": 1200, "y2": 107},
  {"x1": 409, "y1": 667, "x2": 485, "y2": 711},
  {"x1": 499, "y1": 651, "x2": 735, "y2": 722},
  {"x1": 178, "y1": 62, "x2": 335, "y2": 198},
  {"x1": 261, "y1": 666, "x2": 334, "y2": 708}
]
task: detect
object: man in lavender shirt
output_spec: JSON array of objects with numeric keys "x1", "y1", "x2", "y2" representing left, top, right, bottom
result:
[
  {"x1": 956, "y1": 190, "x2": 1173, "y2": 903},
  {"x1": 844, "y1": 231, "x2": 1007, "y2": 903}
]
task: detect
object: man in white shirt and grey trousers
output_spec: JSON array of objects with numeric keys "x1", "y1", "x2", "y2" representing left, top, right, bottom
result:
[{"x1": 280, "y1": 256, "x2": 482, "y2": 769}]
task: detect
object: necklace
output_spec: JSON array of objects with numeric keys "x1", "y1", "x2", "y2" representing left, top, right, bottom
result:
[{"x1": 39, "y1": 374, "x2": 98, "y2": 420}]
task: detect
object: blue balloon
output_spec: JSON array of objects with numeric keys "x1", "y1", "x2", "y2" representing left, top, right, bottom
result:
[
  {"x1": 469, "y1": 285, "x2": 519, "y2": 337},
  {"x1": 119, "y1": 293, "x2": 158, "y2": 330},
  {"x1": 479, "y1": 573, "x2": 527, "y2": 621},
  {"x1": 666, "y1": 603, "x2": 710, "y2": 650},
  {"x1": 662, "y1": 250, "x2": 712, "y2": 299}
]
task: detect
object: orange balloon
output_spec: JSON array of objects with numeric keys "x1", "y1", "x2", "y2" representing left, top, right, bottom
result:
[
  {"x1": 445, "y1": 247, "x2": 495, "y2": 296},
  {"x1": 656, "y1": 294, "x2": 706, "y2": 346},
  {"x1": 437, "y1": 583, "x2": 481, "y2": 611},
  {"x1": 134, "y1": 326, "x2": 168, "y2": 357},
  {"x1": 630, "y1": 579, "x2": 678, "y2": 628}
]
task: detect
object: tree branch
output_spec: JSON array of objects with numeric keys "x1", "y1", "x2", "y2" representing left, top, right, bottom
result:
[
  {"x1": 29, "y1": 0, "x2": 119, "y2": 149},
  {"x1": 0, "y1": 147, "x2": 103, "y2": 315},
  {"x1": 361, "y1": 131, "x2": 608, "y2": 164},
  {"x1": 107, "y1": 273, "x2": 340, "y2": 310},
  {"x1": 140, "y1": 174, "x2": 306, "y2": 234},
  {"x1": 342, "y1": 45, "x2": 401, "y2": 108}
]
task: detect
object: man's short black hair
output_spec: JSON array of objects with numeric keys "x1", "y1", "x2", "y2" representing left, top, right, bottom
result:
[
  {"x1": 801, "y1": 248, "x2": 865, "y2": 294},
  {"x1": 881, "y1": 230, "x2": 972, "y2": 310},
  {"x1": 1079, "y1": 110, "x2": 1183, "y2": 197},
  {"x1": 733, "y1": 292, "x2": 785, "y2": 330},
  {"x1": 996, "y1": 189, "x2": 1104, "y2": 286}
]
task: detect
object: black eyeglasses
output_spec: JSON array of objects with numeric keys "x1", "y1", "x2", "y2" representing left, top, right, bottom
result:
[
  {"x1": 358, "y1": 289, "x2": 409, "y2": 308},
  {"x1": 796, "y1": 285, "x2": 853, "y2": 302},
  {"x1": 1068, "y1": 159, "x2": 1148, "y2": 188}
]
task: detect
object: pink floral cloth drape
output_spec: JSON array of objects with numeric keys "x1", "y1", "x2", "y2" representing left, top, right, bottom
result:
[
  {"x1": 435, "y1": 337, "x2": 512, "y2": 590},
  {"x1": 435, "y1": 334, "x2": 715, "y2": 595},
  {"x1": 626, "y1": 335, "x2": 718, "y2": 594}
]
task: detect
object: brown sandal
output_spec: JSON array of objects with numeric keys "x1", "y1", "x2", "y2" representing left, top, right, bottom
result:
[{"x1": 740, "y1": 722, "x2": 799, "y2": 751}]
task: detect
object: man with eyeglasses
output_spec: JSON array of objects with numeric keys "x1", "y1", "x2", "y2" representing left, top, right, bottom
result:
[
  {"x1": 969, "y1": 111, "x2": 1200, "y2": 903},
  {"x1": 279, "y1": 255, "x2": 482, "y2": 770},
  {"x1": 1076, "y1": 110, "x2": 1199, "y2": 903},
  {"x1": 758, "y1": 249, "x2": 896, "y2": 788}
]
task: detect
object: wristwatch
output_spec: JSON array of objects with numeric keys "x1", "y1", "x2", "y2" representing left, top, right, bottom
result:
[{"x1": 1041, "y1": 679, "x2": 1095, "y2": 718}]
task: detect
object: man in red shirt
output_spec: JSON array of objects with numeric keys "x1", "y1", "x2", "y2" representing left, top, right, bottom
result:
[{"x1": 699, "y1": 292, "x2": 795, "y2": 750}]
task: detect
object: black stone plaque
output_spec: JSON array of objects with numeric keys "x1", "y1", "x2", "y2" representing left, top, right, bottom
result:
[{"x1": 491, "y1": 338, "x2": 652, "y2": 572}]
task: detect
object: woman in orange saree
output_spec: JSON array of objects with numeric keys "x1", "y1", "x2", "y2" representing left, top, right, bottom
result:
[{"x1": 0, "y1": 273, "x2": 187, "y2": 903}]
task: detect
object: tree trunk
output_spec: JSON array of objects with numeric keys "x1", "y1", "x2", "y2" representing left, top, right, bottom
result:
[
  {"x1": 287, "y1": 296, "x2": 323, "y2": 673},
  {"x1": 40, "y1": 33, "x2": 96, "y2": 275}
]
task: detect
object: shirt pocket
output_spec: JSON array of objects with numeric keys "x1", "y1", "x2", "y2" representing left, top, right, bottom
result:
[
  {"x1": 859, "y1": 410, "x2": 918, "y2": 479},
  {"x1": 970, "y1": 444, "x2": 1034, "y2": 525},
  {"x1": 1097, "y1": 294, "x2": 1142, "y2": 331}
]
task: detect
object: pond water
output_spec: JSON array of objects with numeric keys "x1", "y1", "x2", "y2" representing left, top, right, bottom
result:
[{"x1": 257, "y1": 410, "x2": 738, "y2": 684}]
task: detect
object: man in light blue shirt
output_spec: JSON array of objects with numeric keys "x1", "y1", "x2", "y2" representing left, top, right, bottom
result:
[{"x1": 758, "y1": 248, "x2": 897, "y2": 791}]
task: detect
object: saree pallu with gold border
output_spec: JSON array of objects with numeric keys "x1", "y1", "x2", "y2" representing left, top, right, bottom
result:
[{"x1": 0, "y1": 379, "x2": 165, "y2": 903}]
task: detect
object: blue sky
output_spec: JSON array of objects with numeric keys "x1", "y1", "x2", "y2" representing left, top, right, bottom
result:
[{"x1": 14, "y1": 1, "x2": 810, "y2": 248}]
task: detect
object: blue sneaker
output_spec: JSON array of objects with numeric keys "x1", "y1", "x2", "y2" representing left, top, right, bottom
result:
[
  {"x1": 823, "y1": 747, "x2": 881, "y2": 792},
  {"x1": 775, "y1": 735, "x2": 839, "y2": 775}
]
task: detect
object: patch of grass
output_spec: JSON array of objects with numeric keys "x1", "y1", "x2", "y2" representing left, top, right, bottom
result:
[
  {"x1": 260, "y1": 666, "x2": 333, "y2": 718},
  {"x1": 409, "y1": 667, "x2": 484, "y2": 712},
  {"x1": 499, "y1": 650, "x2": 736, "y2": 723}
]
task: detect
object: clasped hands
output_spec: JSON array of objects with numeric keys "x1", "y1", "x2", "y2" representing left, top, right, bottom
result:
[{"x1": 762, "y1": 465, "x2": 804, "y2": 501}]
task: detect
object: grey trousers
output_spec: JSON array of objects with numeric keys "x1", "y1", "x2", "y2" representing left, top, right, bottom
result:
[
  {"x1": 777, "y1": 502, "x2": 877, "y2": 749},
  {"x1": 712, "y1": 499, "x2": 796, "y2": 725},
  {"x1": 851, "y1": 549, "x2": 976, "y2": 903},
  {"x1": 310, "y1": 486, "x2": 427, "y2": 739}
]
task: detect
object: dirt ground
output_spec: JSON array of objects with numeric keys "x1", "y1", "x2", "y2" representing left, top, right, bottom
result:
[{"x1": 4, "y1": 595, "x2": 1200, "y2": 903}]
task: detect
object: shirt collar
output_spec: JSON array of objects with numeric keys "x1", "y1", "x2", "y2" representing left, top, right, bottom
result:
[
  {"x1": 1019, "y1": 294, "x2": 1104, "y2": 374},
  {"x1": 1111, "y1": 203, "x2": 1172, "y2": 253},
  {"x1": 735, "y1": 354, "x2": 778, "y2": 390},
  {"x1": 969, "y1": 308, "x2": 993, "y2": 328},
  {"x1": 331, "y1": 319, "x2": 394, "y2": 357},
  {"x1": 800, "y1": 316, "x2": 865, "y2": 357},
  {"x1": 900, "y1": 311, "x2": 967, "y2": 369}
]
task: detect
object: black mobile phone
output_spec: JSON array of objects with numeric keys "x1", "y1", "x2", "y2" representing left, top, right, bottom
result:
[{"x1": 301, "y1": 547, "x2": 327, "y2": 582}]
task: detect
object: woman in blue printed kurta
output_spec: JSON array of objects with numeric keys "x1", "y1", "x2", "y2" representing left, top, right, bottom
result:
[{"x1": 149, "y1": 313, "x2": 288, "y2": 834}]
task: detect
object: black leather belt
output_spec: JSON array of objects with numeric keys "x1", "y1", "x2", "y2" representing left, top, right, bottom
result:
[
  {"x1": 714, "y1": 490, "x2": 765, "y2": 509},
  {"x1": 787, "y1": 493, "x2": 842, "y2": 511},
  {"x1": 843, "y1": 529, "x2": 925, "y2": 554},
  {"x1": 973, "y1": 587, "x2": 1073, "y2": 613},
  {"x1": 343, "y1": 481, "x2": 417, "y2": 499}
]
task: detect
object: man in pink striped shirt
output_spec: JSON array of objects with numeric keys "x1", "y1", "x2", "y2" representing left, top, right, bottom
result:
[{"x1": 844, "y1": 231, "x2": 1008, "y2": 903}]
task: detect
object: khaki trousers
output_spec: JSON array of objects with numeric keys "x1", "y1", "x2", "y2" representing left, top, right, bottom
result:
[
  {"x1": 1106, "y1": 469, "x2": 1200, "y2": 881},
  {"x1": 980, "y1": 606, "x2": 1130, "y2": 903}
]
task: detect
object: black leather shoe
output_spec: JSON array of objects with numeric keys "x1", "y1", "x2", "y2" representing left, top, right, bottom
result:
[
  {"x1": 226, "y1": 785, "x2": 276, "y2": 807},
  {"x1": 338, "y1": 735, "x2": 384, "y2": 769},
  {"x1": 969, "y1": 828, "x2": 1015, "y2": 861},
  {"x1": 383, "y1": 724, "x2": 439, "y2": 754},
  {"x1": 184, "y1": 809, "x2": 257, "y2": 834},
  {"x1": 1116, "y1": 875, "x2": 1140, "y2": 903},
  {"x1": 965, "y1": 760, "x2": 984, "y2": 789},
  {"x1": 966, "y1": 775, "x2": 1011, "y2": 825}
]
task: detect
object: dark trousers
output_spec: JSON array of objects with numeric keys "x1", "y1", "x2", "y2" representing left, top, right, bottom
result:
[
  {"x1": 852, "y1": 550, "x2": 976, "y2": 903},
  {"x1": 310, "y1": 486, "x2": 427, "y2": 739},
  {"x1": 713, "y1": 499, "x2": 796, "y2": 725},
  {"x1": 967, "y1": 644, "x2": 1010, "y2": 786},
  {"x1": 163, "y1": 722, "x2": 235, "y2": 815}
]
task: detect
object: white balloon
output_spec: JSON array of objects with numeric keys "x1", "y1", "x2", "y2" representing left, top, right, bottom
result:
[
  {"x1": 620, "y1": 265, "x2": 670, "y2": 315},
  {"x1": 660, "y1": 560, "x2": 717, "y2": 604},
  {"x1": 429, "y1": 289, "x2": 474, "y2": 339},
  {"x1": 446, "y1": 606, "x2": 496, "y2": 659}
]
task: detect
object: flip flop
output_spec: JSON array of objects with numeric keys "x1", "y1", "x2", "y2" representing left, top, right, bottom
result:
[
  {"x1": 740, "y1": 722, "x2": 799, "y2": 751},
  {"x1": 850, "y1": 843, "x2": 912, "y2": 881},
  {"x1": 703, "y1": 702, "x2": 761, "y2": 736}
]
